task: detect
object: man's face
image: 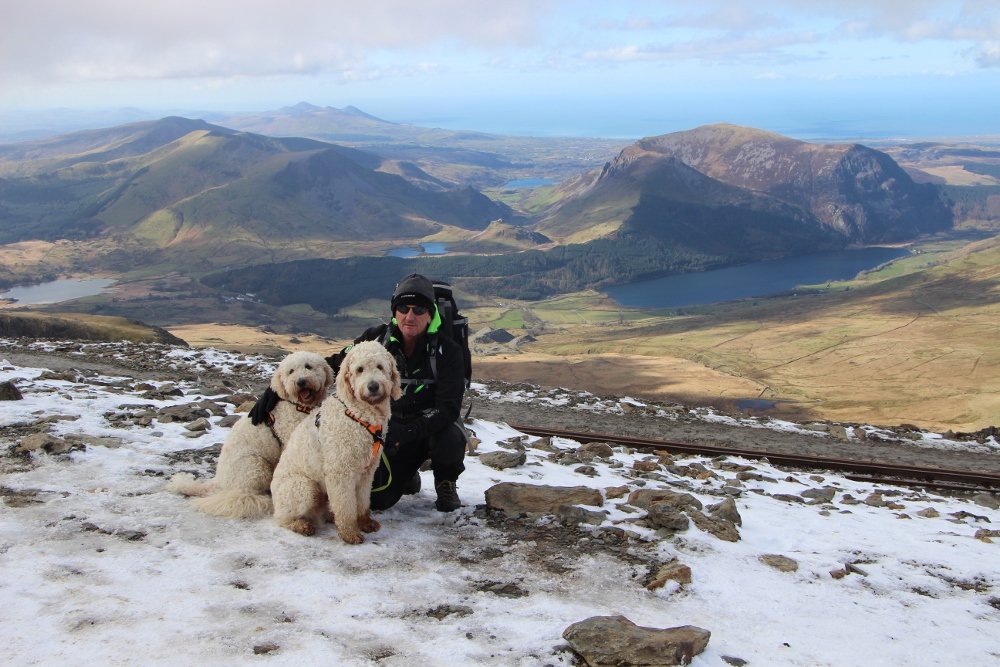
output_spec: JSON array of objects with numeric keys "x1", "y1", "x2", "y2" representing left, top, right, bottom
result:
[{"x1": 395, "y1": 304, "x2": 433, "y2": 341}]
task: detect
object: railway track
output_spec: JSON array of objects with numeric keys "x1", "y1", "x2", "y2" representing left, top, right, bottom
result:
[{"x1": 510, "y1": 424, "x2": 1000, "y2": 494}]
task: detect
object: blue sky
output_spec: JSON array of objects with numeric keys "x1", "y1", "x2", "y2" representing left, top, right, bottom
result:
[{"x1": 1, "y1": 0, "x2": 998, "y2": 139}]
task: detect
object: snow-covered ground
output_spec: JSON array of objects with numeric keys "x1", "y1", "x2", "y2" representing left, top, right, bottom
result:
[{"x1": 1, "y1": 348, "x2": 999, "y2": 666}]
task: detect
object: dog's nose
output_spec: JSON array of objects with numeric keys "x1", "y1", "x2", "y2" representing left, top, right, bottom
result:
[
  {"x1": 367, "y1": 381, "x2": 381, "y2": 395},
  {"x1": 297, "y1": 378, "x2": 308, "y2": 388}
]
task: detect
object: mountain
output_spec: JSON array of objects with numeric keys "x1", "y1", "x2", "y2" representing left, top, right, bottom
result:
[
  {"x1": 632, "y1": 123, "x2": 951, "y2": 242},
  {"x1": 0, "y1": 118, "x2": 514, "y2": 272},
  {"x1": 534, "y1": 142, "x2": 844, "y2": 261}
]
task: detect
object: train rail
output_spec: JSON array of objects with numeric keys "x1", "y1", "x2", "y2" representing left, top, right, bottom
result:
[{"x1": 510, "y1": 424, "x2": 1000, "y2": 494}]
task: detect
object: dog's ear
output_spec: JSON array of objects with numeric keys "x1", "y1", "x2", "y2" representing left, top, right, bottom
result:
[
  {"x1": 270, "y1": 360, "x2": 288, "y2": 398},
  {"x1": 335, "y1": 355, "x2": 353, "y2": 399},
  {"x1": 389, "y1": 357, "x2": 402, "y2": 401},
  {"x1": 323, "y1": 359, "x2": 334, "y2": 389}
]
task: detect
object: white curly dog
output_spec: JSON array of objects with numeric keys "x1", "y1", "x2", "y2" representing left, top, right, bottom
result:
[
  {"x1": 166, "y1": 350, "x2": 333, "y2": 519},
  {"x1": 271, "y1": 341, "x2": 401, "y2": 544}
]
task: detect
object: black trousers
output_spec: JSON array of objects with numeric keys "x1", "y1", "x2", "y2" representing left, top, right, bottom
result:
[{"x1": 370, "y1": 421, "x2": 466, "y2": 511}]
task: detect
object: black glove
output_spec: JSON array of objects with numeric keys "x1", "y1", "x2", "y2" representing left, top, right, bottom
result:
[
  {"x1": 385, "y1": 420, "x2": 421, "y2": 448},
  {"x1": 248, "y1": 387, "x2": 280, "y2": 426}
]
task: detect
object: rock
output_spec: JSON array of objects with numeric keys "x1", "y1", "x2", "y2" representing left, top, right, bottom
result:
[
  {"x1": 864, "y1": 493, "x2": 886, "y2": 507},
  {"x1": 687, "y1": 509, "x2": 740, "y2": 542},
  {"x1": 156, "y1": 403, "x2": 211, "y2": 423},
  {"x1": 218, "y1": 393, "x2": 257, "y2": 407},
  {"x1": 646, "y1": 561, "x2": 692, "y2": 590},
  {"x1": 236, "y1": 400, "x2": 256, "y2": 413},
  {"x1": 801, "y1": 487, "x2": 837, "y2": 504},
  {"x1": 708, "y1": 497, "x2": 743, "y2": 526},
  {"x1": 771, "y1": 494, "x2": 806, "y2": 504},
  {"x1": 605, "y1": 485, "x2": 630, "y2": 500},
  {"x1": 253, "y1": 644, "x2": 279, "y2": 655},
  {"x1": 574, "y1": 465, "x2": 598, "y2": 477},
  {"x1": 830, "y1": 568, "x2": 848, "y2": 579},
  {"x1": 36, "y1": 414, "x2": 79, "y2": 423},
  {"x1": 760, "y1": 554, "x2": 799, "y2": 572},
  {"x1": 975, "y1": 529, "x2": 1000, "y2": 539},
  {"x1": 580, "y1": 441, "x2": 615, "y2": 458},
  {"x1": 527, "y1": 436, "x2": 556, "y2": 452},
  {"x1": 184, "y1": 418, "x2": 212, "y2": 432},
  {"x1": 722, "y1": 657, "x2": 749, "y2": 667},
  {"x1": 16, "y1": 433, "x2": 71, "y2": 454},
  {"x1": 479, "y1": 450, "x2": 526, "y2": 470},
  {"x1": 633, "y1": 459, "x2": 661, "y2": 472},
  {"x1": 563, "y1": 615, "x2": 710, "y2": 667},
  {"x1": 973, "y1": 493, "x2": 1000, "y2": 510},
  {"x1": 426, "y1": 604, "x2": 473, "y2": 620},
  {"x1": 37, "y1": 370, "x2": 80, "y2": 382},
  {"x1": 828, "y1": 424, "x2": 849, "y2": 440},
  {"x1": 0, "y1": 380, "x2": 23, "y2": 400},
  {"x1": 484, "y1": 483, "x2": 603, "y2": 515},
  {"x1": 557, "y1": 504, "x2": 607, "y2": 527},
  {"x1": 628, "y1": 489, "x2": 703, "y2": 511},
  {"x1": 217, "y1": 414, "x2": 242, "y2": 428},
  {"x1": 646, "y1": 504, "x2": 691, "y2": 532},
  {"x1": 64, "y1": 434, "x2": 123, "y2": 449},
  {"x1": 915, "y1": 507, "x2": 940, "y2": 518}
]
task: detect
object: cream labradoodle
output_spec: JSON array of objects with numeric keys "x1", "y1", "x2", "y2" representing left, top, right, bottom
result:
[
  {"x1": 271, "y1": 341, "x2": 401, "y2": 544},
  {"x1": 166, "y1": 351, "x2": 333, "y2": 519}
]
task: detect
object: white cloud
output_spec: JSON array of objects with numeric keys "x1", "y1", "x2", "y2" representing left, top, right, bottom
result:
[
  {"x1": 973, "y1": 40, "x2": 1000, "y2": 66},
  {"x1": 0, "y1": 0, "x2": 555, "y2": 83}
]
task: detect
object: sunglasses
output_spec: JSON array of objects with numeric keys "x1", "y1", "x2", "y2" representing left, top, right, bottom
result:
[{"x1": 395, "y1": 304, "x2": 429, "y2": 316}]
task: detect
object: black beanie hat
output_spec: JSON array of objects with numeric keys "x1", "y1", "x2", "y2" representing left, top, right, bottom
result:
[{"x1": 391, "y1": 273, "x2": 436, "y2": 312}]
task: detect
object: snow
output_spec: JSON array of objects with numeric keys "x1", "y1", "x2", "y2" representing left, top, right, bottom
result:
[{"x1": 1, "y1": 349, "x2": 999, "y2": 666}]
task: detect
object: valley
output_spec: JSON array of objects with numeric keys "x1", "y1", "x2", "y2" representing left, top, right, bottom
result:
[{"x1": 1, "y1": 105, "x2": 999, "y2": 432}]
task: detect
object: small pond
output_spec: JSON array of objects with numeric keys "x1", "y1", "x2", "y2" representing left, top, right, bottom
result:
[
  {"x1": 386, "y1": 243, "x2": 449, "y2": 258},
  {"x1": 1, "y1": 278, "x2": 117, "y2": 305}
]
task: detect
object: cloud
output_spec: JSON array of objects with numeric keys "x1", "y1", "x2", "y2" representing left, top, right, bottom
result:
[
  {"x1": 580, "y1": 31, "x2": 821, "y2": 66},
  {"x1": 0, "y1": 0, "x2": 555, "y2": 83},
  {"x1": 974, "y1": 41, "x2": 1000, "y2": 66}
]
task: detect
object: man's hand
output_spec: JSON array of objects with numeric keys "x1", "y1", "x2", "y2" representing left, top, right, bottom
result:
[
  {"x1": 248, "y1": 387, "x2": 280, "y2": 426},
  {"x1": 385, "y1": 421, "x2": 420, "y2": 448}
]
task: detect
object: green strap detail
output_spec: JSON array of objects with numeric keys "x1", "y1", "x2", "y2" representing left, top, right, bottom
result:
[{"x1": 371, "y1": 448, "x2": 392, "y2": 493}]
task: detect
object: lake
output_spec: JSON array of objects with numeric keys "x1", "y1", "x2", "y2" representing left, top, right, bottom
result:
[
  {"x1": 386, "y1": 242, "x2": 449, "y2": 258},
  {"x1": 606, "y1": 247, "x2": 910, "y2": 309},
  {"x1": 503, "y1": 178, "x2": 559, "y2": 188},
  {"x1": 1, "y1": 278, "x2": 118, "y2": 305}
]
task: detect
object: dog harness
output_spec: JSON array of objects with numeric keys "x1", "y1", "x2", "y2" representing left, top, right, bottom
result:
[
  {"x1": 319, "y1": 397, "x2": 385, "y2": 468},
  {"x1": 263, "y1": 399, "x2": 314, "y2": 449}
]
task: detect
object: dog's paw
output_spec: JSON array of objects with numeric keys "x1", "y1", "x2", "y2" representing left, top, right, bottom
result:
[
  {"x1": 338, "y1": 529, "x2": 365, "y2": 545},
  {"x1": 358, "y1": 515, "x2": 381, "y2": 533},
  {"x1": 289, "y1": 519, "x2": 315, "y2": 536}
]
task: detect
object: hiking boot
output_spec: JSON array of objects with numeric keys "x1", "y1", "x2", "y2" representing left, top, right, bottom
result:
[
  {"x1": 402, "y1": 472, "x2": 421, "y2": 496},
  {"x1": 434, "y1": 480, "x2": 461, "y2": 512}
]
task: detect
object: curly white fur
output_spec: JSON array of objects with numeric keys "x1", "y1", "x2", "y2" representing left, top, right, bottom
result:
[
  {"x1": 271, "y1": 341, "x2": 401, "y2": 544},
  {"x1": 165, "y1": 350, "x2": 333, "y2": 519}
]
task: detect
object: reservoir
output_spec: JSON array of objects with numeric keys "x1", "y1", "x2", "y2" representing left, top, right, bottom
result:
[
  {"x1": 606, "y1": 247, "x2": 910, "y2": 309},
  {"x1": 1, "y1": 278, "x2": 117, "y2": 305},
  {"x1": 386, "y1": 242, "x2": 449, "y2": 258},
  {"x1": 503, "y1": 178, "x2": 558, "y2": 188}
]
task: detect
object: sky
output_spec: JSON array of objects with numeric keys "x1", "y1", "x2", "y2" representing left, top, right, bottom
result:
[
  {"x1": 2, "y1": 340, "x2": 1000, "y2": 665},
  {"x1": 1, "y1": 0, "x2": 999, "y2": 139}
]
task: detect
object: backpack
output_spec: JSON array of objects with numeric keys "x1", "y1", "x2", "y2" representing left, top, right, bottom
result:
[{"x1": 431, "y1": 280, "x2": 472, "y2": 389}]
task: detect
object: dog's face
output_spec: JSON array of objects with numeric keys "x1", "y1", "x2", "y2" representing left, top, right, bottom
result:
[
  {"x1": 336, "y1": 341, "x2": 402, "y2": 406},
  {"x1": 270, "y1": 351, "x2": 334, "y2": 407}
]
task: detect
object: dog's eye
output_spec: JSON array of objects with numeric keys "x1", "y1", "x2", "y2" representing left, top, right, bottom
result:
[
  {"x1": 305, "y1": 363, "x2": 312, "y2": 370},
  {"x1": 356, "y1": 366, "x2": 363, "y2": 373},
  {"x1": 376, "y1": 363, "x2": 384, "y2": 371}
]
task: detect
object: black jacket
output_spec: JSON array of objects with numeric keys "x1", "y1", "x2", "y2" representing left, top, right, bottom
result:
[{"x1": 327, "y1": 322, "x2": 465, "y2": 442}]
